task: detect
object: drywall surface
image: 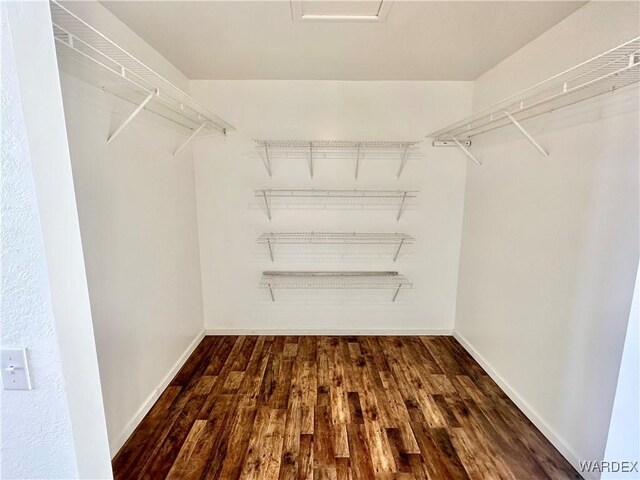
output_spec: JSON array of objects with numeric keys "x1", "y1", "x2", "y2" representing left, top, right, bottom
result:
[
  {"x1": 60, "y1": 72, "x2": 205, "y2": 455},
  {"x1": 0, "y1": 6, "x2": 78, "y2": 478},
  {"x1": 455, "y1": 2, "x2": 640, "y2": 475},
  {"x1": 55, "y1": 2, "x2": 205, "y2": 456},
  {"x1": 58, "y1": 0, "x2": 189, "y2": 92},
  {"x1": 472, "y1": 1, "x2": 640, "y2": 111},
  {"x1": 190, "y1": 80, "x2": 472, "y2": 333},
  {"x1": 602, "y1": 264, "x2": 639, "y2": 479},
  {"x1": 4, "y1": 1, "x2": 113, "y2": 478}
]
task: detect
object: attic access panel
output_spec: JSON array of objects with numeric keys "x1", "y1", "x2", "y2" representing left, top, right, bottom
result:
[{"x1": 290, "y1": 0, "x2": 393, "y2": 22}]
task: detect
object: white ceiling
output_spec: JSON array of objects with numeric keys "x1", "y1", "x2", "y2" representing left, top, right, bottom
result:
[{"x1": 100, "y1": 1, "x2": 586, "y2": 81}]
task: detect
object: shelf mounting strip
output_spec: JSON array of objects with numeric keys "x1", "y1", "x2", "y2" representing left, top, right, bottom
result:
[{"x1": 429, "y1": 37, "x2": 640, "y2": 165}]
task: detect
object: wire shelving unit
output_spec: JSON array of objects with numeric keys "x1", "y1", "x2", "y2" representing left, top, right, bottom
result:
[
  {"x1": 257, "y1": 232, "x2": 414, "y2": 262},
  {"x1": 254, "y1": 140, "x2": 422, "y2": 179},
  {"x1": 255, "y1": 189, "x2": 418, "y2": 221},
  {"x1": 49, "y1": 1, "x2": 234, "y2": 153},
  {"x1": 260, "y1": 271, "x2": 413, "y2": 302},
  {"x1": 428, "y1": 37, "x2": 640, "y2": 165}
]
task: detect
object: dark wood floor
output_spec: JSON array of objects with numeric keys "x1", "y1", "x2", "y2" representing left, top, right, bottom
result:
[{"x1": 112, "y1": 336, "x2": 580, "y2": 479}]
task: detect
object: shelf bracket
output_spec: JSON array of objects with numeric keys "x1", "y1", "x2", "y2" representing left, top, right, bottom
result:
[
  {"x1": 396, "y1": 145, "x2": 410, "y2": 178},
  {"x1": 452, "y1": 136, "x2": 481, "y2": 166},
  {"x1": 503, "y1": 111, "x2": 549, "y2": 158},
  {"x1": 267, "y1": 239, "x2": 274, "y2": 262},
  {"x1": 173, "y1": 122, "x2": 208, "y2": 157},
  {"x1": 309, "y1": 143, "x2": 314, "y2": 178},
  {"x1": 268, "y1": 284, "x2": 275, "y2": 302},
  {"x1": 396, "y1": 192, "x2": 408, "y2": 221},
  {"x1": 393, "y1": 238, "x2": 405, "y2": 262},
  {"x1": 355, "y1": 144, "x2": 361, "y2": 180},
  {"x1": 262, "y1": 191, "x2": 272, "y2": 220},
  {"x1": 262, "y1": 145, "x2": 272, "y2": 177},
  {"x1": 392, "y1": 284, "x2": 402, "y2": 302},
  {"x1": 107, "y1": 90, "x2": 156, "y2": 144}
]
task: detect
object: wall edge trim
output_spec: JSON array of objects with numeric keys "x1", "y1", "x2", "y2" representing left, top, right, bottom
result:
[
  {"x1": 453, "y1": 330, "x2": 591, "y2": 480},
  {"x1": 109, "y1": 329, "x2": 206, "y2": 457},
  {"x1": 204, "y1": 328, "x2": 453, "y2": 336}
]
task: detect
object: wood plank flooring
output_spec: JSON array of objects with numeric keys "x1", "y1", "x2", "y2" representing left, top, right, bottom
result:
[{"x1": 112, "y1": 336, "x2": 580, "y2": 479}]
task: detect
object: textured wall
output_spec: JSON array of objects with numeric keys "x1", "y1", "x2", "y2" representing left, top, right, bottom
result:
[{"x1": 0, "y1": 6, "x2": 78, "y2": 478}]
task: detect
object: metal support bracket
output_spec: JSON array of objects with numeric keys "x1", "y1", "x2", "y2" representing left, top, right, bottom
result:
[
  {"x1": 392, "y1": 284, "x2": 402, "y2": 302},
  {"x1": 107, "y1": 90, "x2": 156, "y2": 144},
  {"x1": 393, "y1": 238, "x2": 405, "y2": 262},
  {"x1": 396, "y1": 192, "x2": 408, "y2": 221},
  {"x1": 503, "y1": 111, "x2": 549, "y2": 158},
  {"x1": 174, "y1": 122, "x2": 208, "y2": 157},
  {"x1": 267, "y1": 239, "x2": 274, "y2": 262},
  {"x1": 268, "y1": 284, "x2": 275, "y2": 302},
  {"x1": 263, "y1": 145, "x2": 273, "y2": 177},
  {"x1": 355, "y1": 144, "x2": 361, "y2": 180},
  {"x1": 309, "y1": 143, "x2": 314, "y2": 178},
  {"x1": 452, "y1": 136, "x2": 482, "y2": 166},
  {"x1": 396, "y1": 145, "x2": 410, "y2": 178},
  {"x1": 262, "y1": 191, "x2": 272, "y2": 220}
]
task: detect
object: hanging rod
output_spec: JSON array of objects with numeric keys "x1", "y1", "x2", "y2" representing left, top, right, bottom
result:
[
  {"x1": 259, "y1": 271, "x2": 413, "y2": 302},
  {"x1": 254, "y1": 189, "x2": 418, "y2": 221},
  {"x1": 428, "y1": 37, "x2": 640, "y2": 164},
  {"x1": 49, "y1": 1, "x2": 234, "y2": 148},
  {"x1": 254, "y1": 140, "x2": 422, "y2": 179},
  {"x1": 257, "y1": 232, "x2": 415, "y2": 262}
]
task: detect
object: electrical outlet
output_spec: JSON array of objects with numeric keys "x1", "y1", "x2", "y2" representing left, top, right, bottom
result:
[{"x1": 1, "y1": 347, "x2": 32, "y2": 390}]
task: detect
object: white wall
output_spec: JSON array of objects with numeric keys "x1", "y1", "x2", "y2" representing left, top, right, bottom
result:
[
  {"x1": 57, "y1": 2, "x2": 206, "y2": 456},
  {"x1": 11, "y1": 1, "x2": 636, "y2": 475},
  {"x1": 1, "y1": 6, "x2": 77, "y2": 478},
  {"x1": 603, "y1": 264, "x2": 639, "y2": 479},
  {"x1": 58, "y1": 1, "x2": 189, "y2": 92},
  {"x1": 2, "y1": 1, "x2": 112, "y2": 478},
  {"x1": 454, "y1": 2, "x2": 640, "y2": 476},
  {"x1": 472, "y1": 1, "x2": 640, "y2": 111},
  {"x1": 190, "y1": 80, "x2": 472, "y2": 333}
]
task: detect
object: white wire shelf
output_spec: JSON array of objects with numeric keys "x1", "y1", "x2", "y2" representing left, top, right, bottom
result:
[
  {"x1": 254, "y1": 189, "x2": 418, "y2": 221},
  {"x1": 253, "y1": 140, "x2": 422, "y2": 179},
  {"x1": 259, "y1": 271, "x2": 413, "y2": 302},
  {"x1": 49, "y1": 1, "x2": 234, "y2": 150},
  {"x1": 257, "y1": 232, "x2": 414, "y2": 262},
  {"x1": 428, "y1": 37, "x2": 640, "y2": 164}
]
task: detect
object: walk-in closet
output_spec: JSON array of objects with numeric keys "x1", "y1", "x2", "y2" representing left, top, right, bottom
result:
[{"x1": 2, "y1": 1, "x2": 638, "y2": 479}]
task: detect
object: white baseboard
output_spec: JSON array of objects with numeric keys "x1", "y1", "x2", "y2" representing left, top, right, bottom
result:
[
  {"x1": 452, "y1": 330, "x2": 591, "y2": 480},
  {"x1": 109, "y1": 329, "x2": 206, "y2": 458},
  {"x1": 204, "y1": 328, "x2": 453, "y2": 336}
]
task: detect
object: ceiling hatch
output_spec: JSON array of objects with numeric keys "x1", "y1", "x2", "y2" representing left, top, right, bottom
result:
[{"x1": 290, "y1": 0, "x2": 394, "y2": 22}]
